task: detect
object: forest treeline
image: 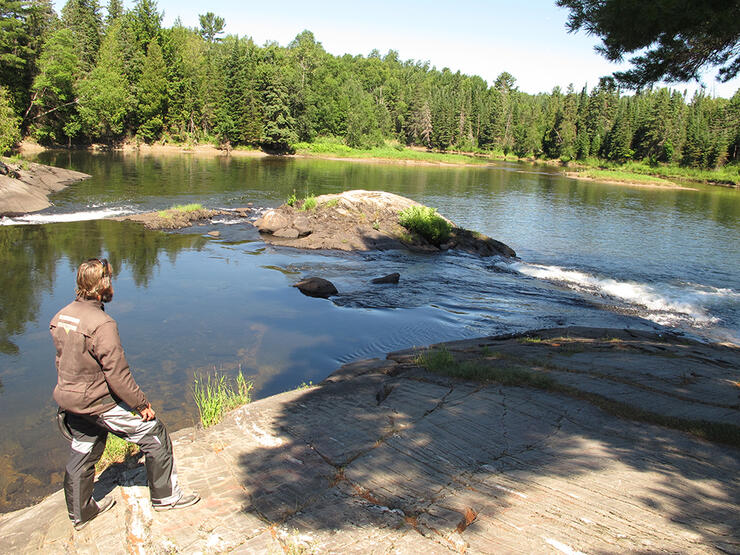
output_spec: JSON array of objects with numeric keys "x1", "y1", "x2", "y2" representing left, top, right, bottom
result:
[{"x1": 1, "y1": 0, "x2": 739, "y2": 169}]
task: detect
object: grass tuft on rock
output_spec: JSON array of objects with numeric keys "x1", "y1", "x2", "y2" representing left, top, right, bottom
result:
[
  {"x1": 416, "y1": 343, "x2": 740, "y2": 447},
  {"x1": 300, "y1": 195, "x2": 317, "y2": 211},
  {"x1": 415, "y1": 347, "x2": 556, "y2": 389},
  {"x1": 398, "y1": 205, "x2": 452, "y2": 245},
  {"x1": 157, "y1": 203, "x2": 203, "y2": 217},
  {"x1": 192, "y1": 369, "x2": 253, "y2": 428}
]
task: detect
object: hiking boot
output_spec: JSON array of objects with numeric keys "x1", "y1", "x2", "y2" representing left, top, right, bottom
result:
[
  {"x1": 74, "y1": 497, "x2": 116, "y2": 531},
  {"x1": 153, "y1": 492, "x2": 200, "y2": 511}
]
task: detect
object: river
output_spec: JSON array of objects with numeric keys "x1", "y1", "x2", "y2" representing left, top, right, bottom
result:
[{"x1": 0, "y1": 151, "x2": 738, "y2": 512}]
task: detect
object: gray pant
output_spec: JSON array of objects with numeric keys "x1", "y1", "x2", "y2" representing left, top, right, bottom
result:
[{"x1": 64, "y1": 404, "x2": 181, "y2": 524}]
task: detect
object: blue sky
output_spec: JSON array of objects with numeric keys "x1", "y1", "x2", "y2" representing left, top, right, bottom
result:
[{"x1": 61, "y1": 0, "x2": 740, "y2": 98}]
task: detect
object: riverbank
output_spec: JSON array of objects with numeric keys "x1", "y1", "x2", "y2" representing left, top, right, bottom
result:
[
  {"x1": 20, "y1": 140, "x2": 737, "y2": 191},
  {"x1": 0, "y1": 157, "x2": 89, "y2": 216},
  {"x1": 1, "y1": 326, "x2": 737, "y2": 553}
]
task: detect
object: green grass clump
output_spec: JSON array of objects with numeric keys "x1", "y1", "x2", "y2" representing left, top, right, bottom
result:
[
  {"x1": 300, "y1": 195, "x2": 317, "y2": 211},
  {"x1": 192, "y1": 370, "x2": 253, "y2": 428},
  {"x1": 323, "y1": 197, "x2": 339, "y2": 208},
  {"x1": 95, "y1": 434, "x2": 139, "y2": 473},
  {"x1": 286, "y1": 191, "x2": 298, "y2": 207},
  {"x1": 157, "y1": 203, "x2": 203, "y2": 217},
  {"x1": 5, "y1": 154, "x2": 29, "y2": 170},
  {"x1": 171, "y1": 203, "x2": 203, "y2": 212},
  {"x1": 398, "y1": 205, "x2": 452, "y2": 245}
]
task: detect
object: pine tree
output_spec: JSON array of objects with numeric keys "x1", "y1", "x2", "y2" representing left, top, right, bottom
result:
[
  {"x1": 492, "y1": 72, "x2": 516, "y2": 153},
  {"x1": 640, "y1": 88, "x2": 673, "y2": 162},
  {"x1": 30, "y1": 29, "x2": 81, "y2": 145},
  {"x1": 76, "y1": 20, "x2": 131, "y2": 142},
  {"x1": 214, "y1": 37, "x2": 260, "y2": 146},
  {"x1": 1, "y1": 1, "x2": 53, "y2": 125},
  {"x1": 726, "y1": 90, "x2": 740, "y2": 163},
  {"x1": 136, "y1": 39, "x2": 167, "y2": 141},
  {"x1": 61, "y1": 0, "x2": 103, "y2": 72},
  {"x1": 130, "y1": 0, "x2": 161, "y2": 50},
  {"x1": 198, "y1": 12, "x2": 224, "y2": 43},
  {"x1": 105, "y1": 0, "x2": 123, "y2": 26},
  {"x1": 0, "y1": 86, "x2": 21, "y2": 154},
  {"x1": 415, "y1": 101, "x2": 432, "y2": 148},
  {"x1": 344, "y1": 78, "x2": 380, "y2": 148},
  {"x1": 604, "y1": 103, "x2": 634, "y2": 162},
  {"x1": 260, "y1": 72, "x2": 297, "y2": 152}
]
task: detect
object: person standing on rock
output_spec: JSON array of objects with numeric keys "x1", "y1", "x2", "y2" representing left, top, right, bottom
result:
[{"x1": 50, "y1": 258, "x2": 199, "y2": 530}]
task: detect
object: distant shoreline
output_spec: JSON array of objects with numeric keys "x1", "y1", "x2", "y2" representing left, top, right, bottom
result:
[{"x1": 15, "y1": 141, "x2": 727, "y2": 195}]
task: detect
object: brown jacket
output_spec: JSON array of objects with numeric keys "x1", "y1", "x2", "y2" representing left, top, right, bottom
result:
[{"x1": 50, "y1": 298, "x2": 148, "y2": 415}]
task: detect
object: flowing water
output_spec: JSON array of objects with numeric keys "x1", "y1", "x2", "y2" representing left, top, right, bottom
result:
[{"x1": 1, "y1": 151, "x2": 738, "y2": 512}]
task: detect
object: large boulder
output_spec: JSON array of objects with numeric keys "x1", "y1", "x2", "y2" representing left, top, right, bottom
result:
[
  {"x1": 255, "y1": 210, "x2": 292, "y2": 233},
  {"x1": 293, "y1": 277, "x2": 338, "y2": 298}
]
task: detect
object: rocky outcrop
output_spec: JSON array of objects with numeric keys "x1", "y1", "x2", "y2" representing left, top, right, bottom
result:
[
  {"x1": 0, "y1": 159, "x2": 90, "y2": 216},
  {"x1": 254, "y1": 190, "x2": 516, "y2": 257}
]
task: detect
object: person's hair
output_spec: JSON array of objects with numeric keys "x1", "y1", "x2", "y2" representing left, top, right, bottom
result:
[{"x1": 76, "y1": 258, "x2": 112, "y2": 300}]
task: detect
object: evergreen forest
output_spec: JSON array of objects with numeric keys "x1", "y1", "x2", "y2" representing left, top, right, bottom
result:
[{"x1": 1, "y1": 0, "x2": 739, "y2": 171}]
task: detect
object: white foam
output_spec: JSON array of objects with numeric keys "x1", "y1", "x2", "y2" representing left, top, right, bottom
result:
[
  {"x1": 1, "y1": 207, "x2": 132, "y2": 226},
  {"x1": 210, "y1": 218, "x2": 242, "y2": 225},
  {"x1": 498, "y1": 261, "x2": 723, "y2": 326}
]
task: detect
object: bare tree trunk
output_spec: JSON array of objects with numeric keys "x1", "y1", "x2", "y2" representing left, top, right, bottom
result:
[{"x1": 31, "y1": 100, "x2": 78, "y2": 121}]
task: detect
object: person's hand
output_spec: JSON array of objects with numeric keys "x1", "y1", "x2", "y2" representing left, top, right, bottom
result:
[{"x1": 139, "y1": 404, "x2": 156, "y2": 421}]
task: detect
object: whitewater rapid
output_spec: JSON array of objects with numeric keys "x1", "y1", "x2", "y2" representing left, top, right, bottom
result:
[
  {"x1": 494, "y1": 260, "x2": 738, "y2": 331},
  {"x1": 0, "y1": 207, "x2": 134, "y2": 225}
]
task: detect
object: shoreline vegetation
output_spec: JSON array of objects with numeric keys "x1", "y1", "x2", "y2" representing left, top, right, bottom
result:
[
  {"x1": 4, "y1": 137, "x2": 736, "y2": 216},
  {"x1": 16, "y1": 139, "x2": 740, "y2": 190}
]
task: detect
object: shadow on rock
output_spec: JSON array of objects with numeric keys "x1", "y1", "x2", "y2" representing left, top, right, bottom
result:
[{"x1": 216, "y1": 332, "x2": 740, "y2": 553}]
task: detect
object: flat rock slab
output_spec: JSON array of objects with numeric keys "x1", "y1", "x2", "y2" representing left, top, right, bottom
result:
[
  {"x1": 1, "y1": 327, "x2": 738, "y2": 553},
  {"x1": 0, "y1": 161, "x2": 89, "y2": 216}
]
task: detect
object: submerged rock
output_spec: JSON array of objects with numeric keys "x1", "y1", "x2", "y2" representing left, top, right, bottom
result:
[{"x1": 293, "y1": 277, "x2": 338, "y2": 298}]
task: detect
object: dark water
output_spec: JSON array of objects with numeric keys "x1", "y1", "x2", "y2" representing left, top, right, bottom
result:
[{"x1": 1, "y1": 151, "x2": 738, "y2": 512}]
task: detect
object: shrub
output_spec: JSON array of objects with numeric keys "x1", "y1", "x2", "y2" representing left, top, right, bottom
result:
[{"x1": 398, "y1": 205, "x2": 452, "y2": 245}]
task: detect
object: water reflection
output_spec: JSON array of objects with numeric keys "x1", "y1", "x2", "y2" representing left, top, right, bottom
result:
[
  {"x1": 32, "y1": 151, "x2": 740, "y2": 232},
  {"x1": 0, "y1": 220, "x2": 206, "y2": 355}
]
